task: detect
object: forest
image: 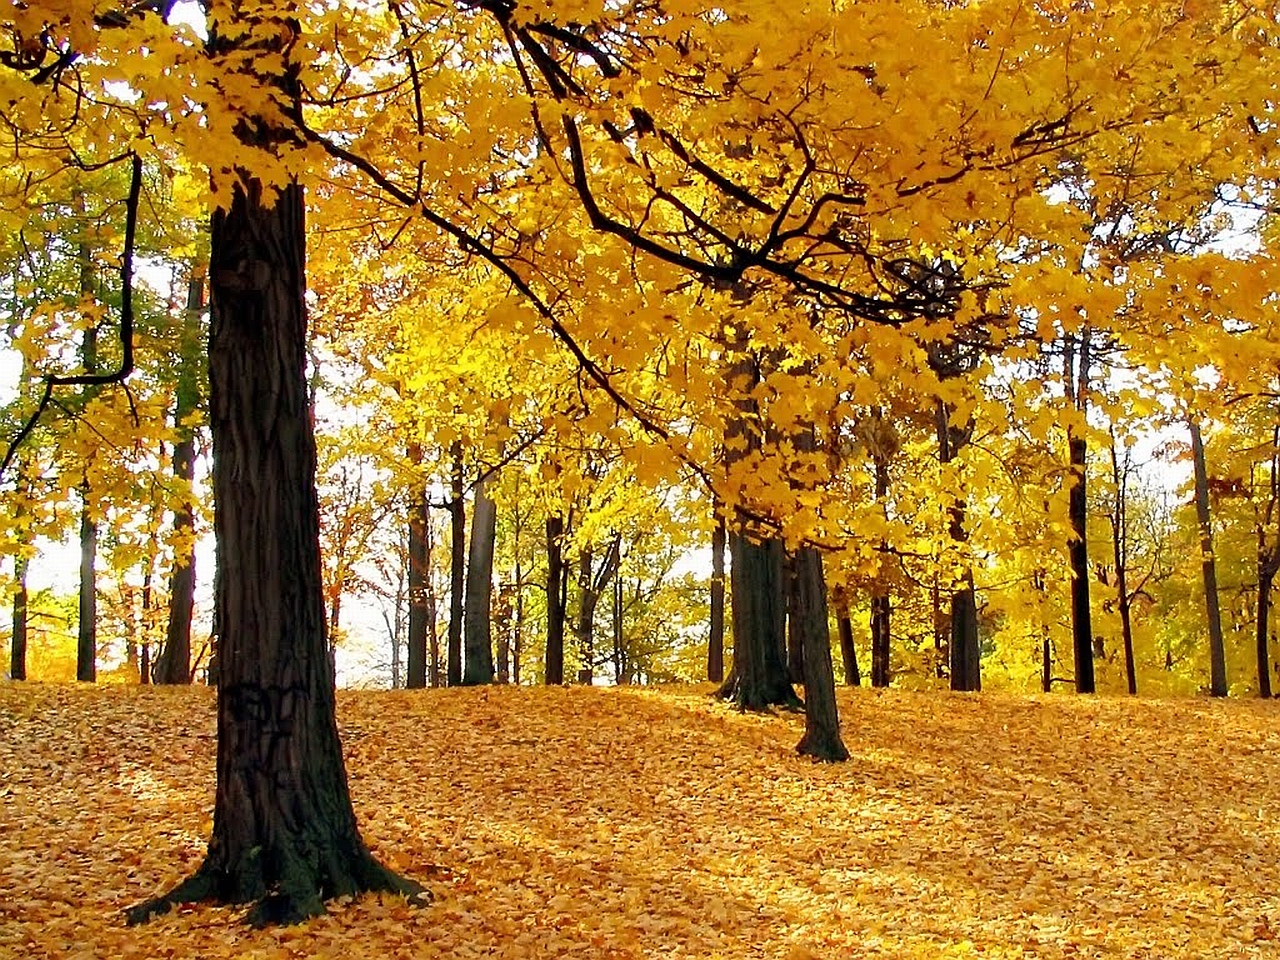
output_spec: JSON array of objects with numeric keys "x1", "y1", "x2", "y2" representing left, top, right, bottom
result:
[{"x1": 1, "y1": 0, "x2": 1280, "y2": 949}]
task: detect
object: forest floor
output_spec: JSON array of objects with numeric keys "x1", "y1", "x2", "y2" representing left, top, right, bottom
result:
[{"x1": 0, "y1": 683, "x2": 1278, "y2": 958}]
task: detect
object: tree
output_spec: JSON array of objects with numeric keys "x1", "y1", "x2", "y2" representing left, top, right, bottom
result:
[
  {"x1": 121, "y1": 3, "x2": 422, "y2": 925},
  {"x1": 1190, "y1": 419, "x2": 1229, "y2": 698}
]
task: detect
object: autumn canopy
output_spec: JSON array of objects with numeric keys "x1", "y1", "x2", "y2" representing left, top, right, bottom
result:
[{"x1": 1, "y1": 0, "x2": 1279, "y2": 940}]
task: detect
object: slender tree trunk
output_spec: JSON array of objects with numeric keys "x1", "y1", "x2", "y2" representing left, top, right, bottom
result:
[
  {"x1": 77, "y1": 490, "x2": 97, "y2": 682},
  {"x1": 937, "y1": 401, "x2": 979, "y2": 691},
  {"x1": 512, "y1": 560, "x2": 523, "y2": 686},
  {"x1": 707, "y1": 510, "x2": 726, "y2": 683},
  {"x1": 156, "y1": 300, "x2": 200, "y2": 684},
  {"x1": 612, "y1": 568, "x2": 624, "y2": 684},
  {"x1": 10, "y1": 554, "x2": 28, "y2": 681},
  {"x1": 573, "y1": 535, "x2": 620, "y2": 684},
  {"x1": 127, "y1": 166, "x2": 421, "y2": 925},
  {"x1": 405, "y1": 443, "x2": 429, "y2": 689},
  {"x1": 1257, "y1": 569, "x2": 1274, "y2": 699},
  {"x1": 869, "y1": 448, "x2": 891, "y2": 688},
  {"x1": 835, "y1": 600, "x2": 859, "y2": 686},
  {"x1": 1064, "y1": 332, "x2": 1095, "y2": 694},
  {"x1": 785, "y1": 553, "x2": 806, "y2": 684},
  {"x1": 1108, "y1": 434, "x2": 1137, "y2": 695},
  {"x1": 495, "y1": 584, "x2": 511, "y2": 684},
  {"x1": 1067, "y1": 430, "x2": 1095, "y2": 693},
  {"x1": 1190, "y1": 419, "x2": 1228, "y2": 697},
  {"x1": 545, "y1": 513, "x2": 566, "y2": 684},
  {"x1": 793, "y1": 548, "x2": 848, "y2": 761},
  {"x1": 462, "y1": 476, "x2": 496, "y2": 684},
  {"x1": 447, "y1": 443, "x2": 464, "y2": 686}
]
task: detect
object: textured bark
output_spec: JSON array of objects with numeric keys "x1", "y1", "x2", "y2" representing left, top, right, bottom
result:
[
  {"x1": 1190, "y1": 420, "x2": 1228, "y2": 697},
  {"x1": 707, "y1": 511, "x2": 726, "y2": 683},
  {"x1": 793, "y1": 548, "x2": 848, "y2": 761},
  {"x1": 1108, "y1": 436, "x2": 1138, "y2": 696},
  {"x1": 544, "y1": 513, "x2": 567, "y2": 685},
  {"x1": 718, "y1": 532, "x2": 799, "y2": 710},
  {"x1": 462, "y1": 476, "x2": 496, "y2": 685},
  {"x1": 126, "y1": 162, "x2": 420, "y2": 921},
  {"x1": 447, "y1": 443, "x2": 464, "y2": 686},
  {"x1": 785, "y1": 553, "x2": 805, "y2": 685},
  {"x1": 405, "y1": 443, "x2": 429, "y2": 689}
]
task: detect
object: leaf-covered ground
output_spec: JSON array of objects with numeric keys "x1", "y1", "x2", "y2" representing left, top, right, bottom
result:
[{"x1": 1, "y1": 684, "x2": 1278, "y2": 958}]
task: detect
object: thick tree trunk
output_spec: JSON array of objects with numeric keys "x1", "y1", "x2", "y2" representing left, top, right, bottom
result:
[
  {"x1": 126, "y1": 170, "x2": 420, "y2": 925},
  {"x1": 1257, "y1": 569, "x2": 1274, "y2": 699},
  {"x1": 447, "y1": 443, "x2": 464, "y2": 686},
  {"x1": 1190, "y1": 419, "x2": 1228, "y2": 697},
  {"x1": 707, "y1": 510, "x2": 726, "y2": 683},
  {"x1": 718, "y1": 531, "x2": 799, "y2": 710},
  {"x1": 10, "y1": 554, "x2": 28, "y2": 681},
  {"x1": 544, "y1": 513, "x2": 566, "y2": 684},
  {"x1": 792, "y1": 548, "x2": 848, "y2": 761},
  {"x1": 405, "y1": 443, "x2": 429, "y2": 689},
  {"x1": 462, "y1": 476, "x2": 496, "y2": 684}
]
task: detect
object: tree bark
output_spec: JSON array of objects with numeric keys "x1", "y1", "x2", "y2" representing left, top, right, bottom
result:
[
  {"x1": 1190, "y1": 419, "x2": 1228, "y2": 697},
  {"x1": 10, "y1": 553, "x2": 28, "y2": 681},
  {"x1": 405, "y1": 442, "x2": 429, "y2": 689},
  {"x1": 544, "y1": 513, "x2": 566, "y2": 684},
  {"x1": 155, "y1": 275, "x2": 202, "y2": 684},
  {"x1": 77, "y1": 489, "x2": 97, "y2": 682},
  {"x1": 792, "y1": 549, "x2": 848, "y2": 761},
  {"x1": 718, "y1": 531, "x2": 799, "y2": 710},
  {"x1": 462, "y1": 475, "x2": 496, "y2": 684},
  {"x1": 1257, "y1": 569, "x2": 1274, "y2": 699},
  {"x1": 707, "y1": 509, "x2": 726, "y2": 683},
  {"x1": 126, "y1": 69, "x2": 420, "y2": 922},
  {"x1": 937, "y1": 401, "x2": 980, "y2": 691},
  {"x1": 1108, "y1": 434, "x2": 1138, "y2": 695},
  {"x1": 1064, "y1": 331, "x2": 1095, "y2": 694},
  {"x1": 834, "y1": 598, "x2": 859, "y2": 686},
  {"x1": 447, "y1": 442, "x2": 464, "y2": 686}
]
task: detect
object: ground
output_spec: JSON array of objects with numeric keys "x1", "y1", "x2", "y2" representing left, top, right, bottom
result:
[{"x1": 0, "y1": 682, "x2": 1278, "y2": 958}]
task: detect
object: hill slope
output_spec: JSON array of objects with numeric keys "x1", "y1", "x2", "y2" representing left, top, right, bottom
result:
[{"x1": 1, "y1": 683, "x2": 1278, "y2": 958}]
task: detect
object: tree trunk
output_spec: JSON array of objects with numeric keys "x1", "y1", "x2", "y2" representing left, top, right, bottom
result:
[
  {"x1": 785, "y1": 553, "x2": 806, "y2": 684},
  {"x1": 1190, "y1": 419, "x2": 1228, "y2": 697},
  {"x1": 1067, "y1": 431, "x2": 1095, "y2": 694},
  {"x1": 125, "y1": 147, "x2": 420, "y2": 921},
  {"x1": 707, "y1": 510, "x2": 726, "y2": 683},
  {"x1": 462, "y1": 475, "x2": 496, "y2": 684},
  {"x1": 544, "y1": 513, "x2": 566, "y2": 684},
  {"x1": 495, "y1": 584, "x2": 511, "y2": 684},
  {"x1": 835, "y1": 600, "x2": 859, "y2": 686},
  {"x1": 447, "y1": 442, "x2": 464, "y2": 686},
  {"x1": 1108, "y1": 433, "x2": 1137, "y2": 695},
  {"x1": 937, "y1": 401, "x2": 979, "y2": 691},
  {"x1": 1064, "y1": 331, "x2": 1095, "y2": 694},
  {"x1": 718, "y1": 531, "x2": 799, "y2": 710},
  {"x1": 405, "y1": 443, "x2": 429, "y2": 689},
  {"x1": 573, "y1": 534, "x2": 620, "y2": 684},
  {"x1": 10, "y1": 553, "x2": 28, "y2": 681},
  {"x1": 1257, "y1": 569, "x2": 1274, "y2": 699},
  {"x1": 792, "y1": 548, "x2": 848, "y2": 761},
  {"x1": 156, "y1": 277, "x2": 201, "y2": 684},
  {"x1": 77, "y1": 490, "x2": 97, "y2": 682}
]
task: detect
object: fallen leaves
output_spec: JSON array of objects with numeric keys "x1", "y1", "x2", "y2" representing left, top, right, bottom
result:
[{"x1": 1, "y1": 683, "x2": 1279, "y2": 957}]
